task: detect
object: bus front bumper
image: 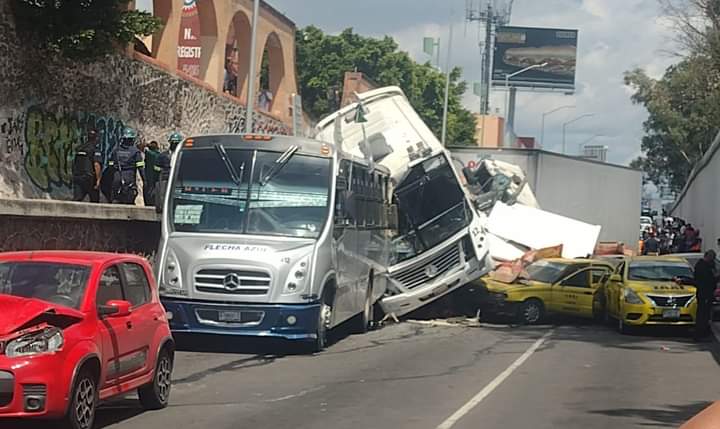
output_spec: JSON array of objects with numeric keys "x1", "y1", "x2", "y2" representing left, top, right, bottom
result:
[{"x1": 160, "y1": 298, "x2": 320, "y2": 340}]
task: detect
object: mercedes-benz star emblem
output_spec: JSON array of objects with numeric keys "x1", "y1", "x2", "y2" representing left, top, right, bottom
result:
[
  {"x1": 223, "y1": 273, "x2": 241, "y2": 291},
  {"x1": 424, "y1": 264, "x2": 440, "y2": 279}
]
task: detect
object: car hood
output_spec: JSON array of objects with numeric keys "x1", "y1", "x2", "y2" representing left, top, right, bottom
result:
[
  {"x1": 624, "y1": 281, "x2": 696, "y2": 295},
  {"x1": 481, "y1": 277, "x2": 546, "y2": 293},
  {"x1": 0, "y1": 295, "x2": 84, "y2": 336}
]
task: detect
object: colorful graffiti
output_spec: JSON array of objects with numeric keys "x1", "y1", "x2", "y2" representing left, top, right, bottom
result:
[{"x1": 23, "y1": 106, "x2": 125, "y2": 192}]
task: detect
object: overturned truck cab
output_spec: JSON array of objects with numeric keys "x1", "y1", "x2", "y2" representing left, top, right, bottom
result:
[{"x1": 315, "y1": 86, "x2": 490, "y2": 317}]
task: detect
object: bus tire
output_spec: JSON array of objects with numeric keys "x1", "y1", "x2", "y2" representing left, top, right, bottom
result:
[
  {"x1": 352, "y1": 275, "x2": 374, "y2": 334},
  {"x1": 311, "y1": 285, "x2": 334, "y2": 353}
]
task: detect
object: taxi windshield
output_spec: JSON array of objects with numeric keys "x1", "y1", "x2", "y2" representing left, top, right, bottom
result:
[
  {"x1": 0, "y1": 262, "x2": 91, "y2": 309},
  {"x1": 628, "y1": 261, "x2": 693, "y2": 282},
  {"x1": 523, "y1": 260, "x2": 573, "y2": 284}
]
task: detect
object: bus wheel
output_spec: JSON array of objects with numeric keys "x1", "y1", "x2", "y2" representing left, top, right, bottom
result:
[
  {"x1": 353, "y1": 280, "x2": 374, "y2": 334},
  {"x1": 312, "y1": 290, "x2": 333, "y2": 353}
]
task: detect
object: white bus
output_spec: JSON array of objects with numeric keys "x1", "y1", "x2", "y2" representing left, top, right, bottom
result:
[
  {"x1": 156, "y1": 134, "x2": 396, "y2": 351},
  {"x1": 315, "y1": 87, "x2": 491, "y2": 317}
]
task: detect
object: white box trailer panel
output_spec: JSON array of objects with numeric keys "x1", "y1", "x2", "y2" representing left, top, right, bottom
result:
[{"x1": 487, "y1": 202, "x2": 602, "y2": 259}]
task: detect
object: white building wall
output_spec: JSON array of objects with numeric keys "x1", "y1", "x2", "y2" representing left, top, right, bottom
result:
[
  {"x1": 452, "y1": 148, "x2": 642, "y2": 249},
  {"x1": 672, "y1": 132, "x2": 720, "y2": 250}
]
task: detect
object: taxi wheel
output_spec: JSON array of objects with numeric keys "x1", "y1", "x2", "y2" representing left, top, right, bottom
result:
[{"x1": 517, "y1": 299, "x2": 544, "y2": 325}]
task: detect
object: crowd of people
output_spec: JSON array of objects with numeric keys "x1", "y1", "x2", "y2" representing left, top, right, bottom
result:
[
  {"x1": 71, "y1": 128, "x2": 183, "y2": 211},
  {"x1": 639, "y1": 217, "x2": 703, "y2": 255}
]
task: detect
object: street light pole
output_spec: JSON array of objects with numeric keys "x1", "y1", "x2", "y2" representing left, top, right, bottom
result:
[
  {"x1": 441, "y1": 22, "x2": 454, "y2": 146},
  {"x1": 504, "y1": 62, "x2": 547, "y2": 147},
  {"x1": 562, "y1": 113, "x2": 594, "y2": 154},
  {"x1": 540, "y1": 105, "x2": 575, "y2": 148},
  {"x1": 244, "y1": 0, "x2": 261, "y2": 134}
]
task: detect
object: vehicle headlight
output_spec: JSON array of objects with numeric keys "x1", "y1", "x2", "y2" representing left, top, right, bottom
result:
[
  {"x1": 5, "y1": 327, "x2": 63, "y2": 357},
  {"x1": 624, "y1": 288, "x2": 644, "y2": 305},
  {"x1": 283, "y1": 255, "x2": 311, "y2": 295},
  {"x1": 160, "y1": 248, "x2": 186, "y2": 296}
]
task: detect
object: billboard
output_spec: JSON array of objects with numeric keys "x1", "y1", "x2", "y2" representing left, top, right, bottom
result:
[{"x1": 492, "y1": 26, "x2": 578, "y2": 90}]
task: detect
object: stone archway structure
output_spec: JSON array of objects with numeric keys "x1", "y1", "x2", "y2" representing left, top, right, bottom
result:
[{"x1": 149, "y1": 0, "x2": 298, "y2": 126}]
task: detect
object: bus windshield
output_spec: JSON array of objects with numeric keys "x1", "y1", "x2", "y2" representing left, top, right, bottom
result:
[
  {"x1": 171, "y1": 147, "x2": 331, "y2": 238},
  {"x1": 393, "y1": 154, "x2": 470, "y2": 262}
]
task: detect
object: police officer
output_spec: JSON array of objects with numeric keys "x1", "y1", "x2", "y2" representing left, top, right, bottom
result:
[
  {"x1": 72, "y1": 129, "x2": 102, "y2": 203},
  {"x1": 154, "y1": 132, "x2": 183, "y2": 212},
  {"x1": 109, "y1": 128, "x2": 146, "y2": 204}
]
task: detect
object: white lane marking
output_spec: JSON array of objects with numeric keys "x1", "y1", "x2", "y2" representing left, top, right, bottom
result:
[
  {"x1": 436, "y1": 329, "x2": 553, "y2": 429},
  {"x1": 264, "y1": 385, "x2": 325, "y2": 403}
]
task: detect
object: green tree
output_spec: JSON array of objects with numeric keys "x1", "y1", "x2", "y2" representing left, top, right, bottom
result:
[
  {"x1": 11, "y1": 0, "x2": 162, "y2": 60},
  {"x1": 295, "y1": 26, "x2": 477, "y2": 146},
  {"x1": 628, "y1": 0, "x2": 720, "y2": 191}
]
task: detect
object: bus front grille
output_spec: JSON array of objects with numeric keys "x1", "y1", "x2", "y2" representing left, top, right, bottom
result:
[
  {"x1": 194, "y1": 268, "x2": 272, "y2": 295},
  {"x1": 392, "y1": 242, "x2": 463, "y2": 290}
]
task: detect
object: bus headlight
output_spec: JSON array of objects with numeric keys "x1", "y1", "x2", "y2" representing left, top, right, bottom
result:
[
  {"x1": 284, "y1": 255, "x2": 310, "y2": 295},
  {"x1": 161, "y1": 249, "x2": 186, "y2": 296}
]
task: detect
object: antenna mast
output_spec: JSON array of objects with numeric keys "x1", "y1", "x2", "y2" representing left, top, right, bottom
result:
[{"x1": 466, "y1": 0, "x2": 513, "y2": 114}]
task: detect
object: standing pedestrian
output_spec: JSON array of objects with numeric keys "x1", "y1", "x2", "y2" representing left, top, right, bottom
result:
[
  {"x1": 108, "y1": 128, "x2": 145, "y2": 204},
  {"x1": 693, "y1": 250, "x2": 717, "y2": 341},
  {"x1": 143, "y1": 140, "x2": 161, "y2": 205},
  {"x1": 72, "y1": 129, "x2": 102, "y2": 203},
  {"x1": 643, "y1": 233, "x2": 660, "y2": 255},
  {"x1": 154, "y1": 132, "x2": 183, "y2": 213}
]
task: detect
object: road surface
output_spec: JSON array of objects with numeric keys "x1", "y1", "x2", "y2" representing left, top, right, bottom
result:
[{"x1": 17, "y1": 319, "x2": 720, "y2": 429}]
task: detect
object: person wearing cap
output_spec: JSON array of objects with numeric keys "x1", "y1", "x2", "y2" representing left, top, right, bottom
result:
[
  {"x1": 72, "y1": 129, "x2": 102, "y2": 203},
  {"x1": 108, "y1": 128, "x2": 146, "y2": 204},
  {"x1": 143, "y1": 140, "x2": 161, "y2": 205},
  {"x1": 154, "y1": 132, "x2": 183, "y2": 213}
]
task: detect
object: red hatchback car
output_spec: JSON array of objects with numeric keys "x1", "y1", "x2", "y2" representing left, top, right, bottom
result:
[{"x1": 0, "y1": 251, "x2": 174, "y2": 429}]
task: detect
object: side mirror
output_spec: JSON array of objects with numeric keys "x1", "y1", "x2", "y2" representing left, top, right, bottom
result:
[
  {"x1": 609, "y1": 274, "x2": 622, "y2": 283},
  {"x1": 98, "y1": 300, "x2": 132, "y2": 317}
]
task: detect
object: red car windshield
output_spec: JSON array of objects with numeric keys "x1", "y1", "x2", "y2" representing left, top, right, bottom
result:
[{"x1": 0, "y1": 262, "x2": 91, "y2": 309}]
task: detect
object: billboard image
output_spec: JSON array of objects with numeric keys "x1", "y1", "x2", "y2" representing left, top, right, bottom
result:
[{"x1": 492, "y1": 26, "x2": 578, "y2": 90}]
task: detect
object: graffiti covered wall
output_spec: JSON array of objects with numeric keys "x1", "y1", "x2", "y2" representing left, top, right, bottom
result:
[{"x1": 0, "y1": 2, "x2": 290, "y2": 200}]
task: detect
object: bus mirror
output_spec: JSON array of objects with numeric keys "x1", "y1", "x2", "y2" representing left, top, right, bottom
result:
[{"x1": 388, "y1": 204, "x2": 399, "y2": 230}]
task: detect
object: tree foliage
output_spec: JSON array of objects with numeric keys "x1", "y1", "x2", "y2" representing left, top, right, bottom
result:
[
  {"x1": 628, "y1": 0, "x2": 720, "y2": 191},
  {"x1": 11, "y1": 0, "x2": 162, "y2": 60},
  {"x1": 295, "y1": 26, "x2": 477, "y2": 146}
]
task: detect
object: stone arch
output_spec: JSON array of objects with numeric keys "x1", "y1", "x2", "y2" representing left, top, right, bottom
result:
[
  {"x1": 257, "y1": 32, "x2": 285, "y2": 113},
  {"x1": 151, "y1": 0, "x2": 172, "y2": 58},
  {"x1": 224, "y1": 11, "x2": 252, "y2": 98},
  {"x1": 196, "y1": 0, "x2": 219, "y2": 81}
]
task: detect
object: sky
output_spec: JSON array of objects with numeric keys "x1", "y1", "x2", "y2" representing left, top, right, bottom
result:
[{"x1": 137, "y1": 0, "x2": 678, "y2": 166}]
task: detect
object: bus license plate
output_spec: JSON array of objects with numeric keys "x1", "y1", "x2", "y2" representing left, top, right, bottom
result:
[
  {"x1": 219, "y1": 311, "x2": 243, "y2": 322},
  {"x1": 663, "y1": 309, "x2": 680, "y2": 319}
]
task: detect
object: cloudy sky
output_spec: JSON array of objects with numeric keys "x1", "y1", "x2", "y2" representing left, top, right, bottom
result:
[
  {"x1": 266, "y1": 0, "x2": 677, "y2": 165},
  {"x1": 137, "y1": 0, "x2": 677, "y2": 165}
]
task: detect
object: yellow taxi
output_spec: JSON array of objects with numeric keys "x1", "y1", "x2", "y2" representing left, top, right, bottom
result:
[
  {"x1": 477, "y1": 258, "x2": 616, "y2": 324},
  {"x1": 604, "y1": 256, "x2": 697, "y2": 333}
]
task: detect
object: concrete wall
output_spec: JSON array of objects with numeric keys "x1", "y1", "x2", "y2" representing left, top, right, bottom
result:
[
  {"x1": 0, "y1": 199, "x2": 160, "y2": 257},
  {"x1": 451, "y1": 148, "x2": 642, "y2": 248},
  {"x1": 0, "y1": 2, "x2": 290, "y2": 200},
  {"x1": 671, "y1": 132, "x2": 720, "y2": 249}
]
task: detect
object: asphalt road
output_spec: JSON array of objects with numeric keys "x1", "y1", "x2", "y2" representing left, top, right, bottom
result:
[{"x1": 11, "y1": 319, "x2": 720, "y2": 429}]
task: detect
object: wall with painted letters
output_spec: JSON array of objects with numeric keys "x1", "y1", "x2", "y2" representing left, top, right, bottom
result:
[{"x1": 0, "y1": 2, "x2": 289, "y2": 200}]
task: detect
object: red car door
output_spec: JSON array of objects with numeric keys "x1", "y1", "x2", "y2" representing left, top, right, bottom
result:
[
  {"x1": 95, "y1": 265, "x2": 134, "y2": 388},
  {"x1": 118, "y1": 262, "x2": 158, "y2": 380}
]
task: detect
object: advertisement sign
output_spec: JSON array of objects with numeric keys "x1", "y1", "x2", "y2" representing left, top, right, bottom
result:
[
  {"x1": 177, "y1": 0, "x2": 202, "y2": 78},
  {"x1": 492, "y1": 26, "x2": 578, "y2": 90}
]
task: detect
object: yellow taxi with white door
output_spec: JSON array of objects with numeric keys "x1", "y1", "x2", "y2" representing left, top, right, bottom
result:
[
  {"x1": 477, "y1": 258, "x2": 616, "y2": 324},
  {"x1": 604, "y1": 256, "x2": 697, "y2": 333}
]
